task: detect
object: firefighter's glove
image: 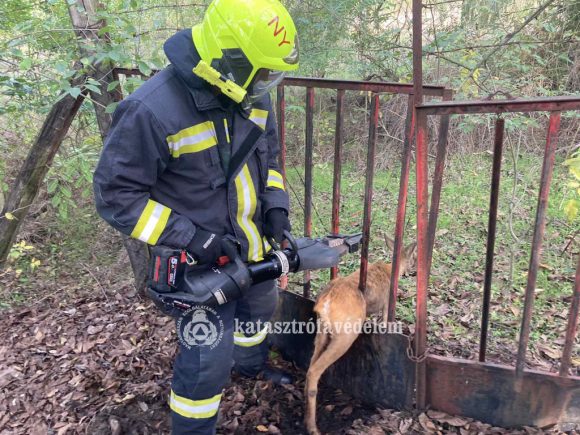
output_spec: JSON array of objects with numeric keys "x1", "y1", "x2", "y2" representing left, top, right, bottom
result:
[
  {"x1": 263, "y1": 208, "x2": 291, "y2": 243},
  {"x1": 187, "y1": 229, "x2": 223, "y2": 265}
]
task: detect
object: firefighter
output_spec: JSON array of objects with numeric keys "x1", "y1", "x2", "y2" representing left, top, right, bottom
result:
[{"x1": 93, "y1": 0, "x2": 298, "y2": 433}]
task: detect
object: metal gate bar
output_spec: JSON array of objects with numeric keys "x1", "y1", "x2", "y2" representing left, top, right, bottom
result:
[
  {"x1": 479, "y1": 117, "x2": 505, "y2": 362},
  {"x1": 516, "y1": 111, "x2": 561, "y2": 374},
  {"x1": 359, "y1": 94, "x2": 380, "y2": 292},
  {"x1": 275, "y1": 85, "x2": 289, "y2": 291},
  {"x1": 330, "y1": 89, "x2": 345, "y2": 280},
  {"x1": 303, "y1": 87, "x2": 315, "y2": 297},
  {"x1": 427, "y1": 89, "x2": 453, "y2": 275},
  {"x1": 387, "y1": 95, "x2": 415, "y2": 322}
]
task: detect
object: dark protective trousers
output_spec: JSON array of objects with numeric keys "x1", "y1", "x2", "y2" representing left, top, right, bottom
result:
[{"x1": 170, "y1": 280, "x2": 278, "y2": 435}]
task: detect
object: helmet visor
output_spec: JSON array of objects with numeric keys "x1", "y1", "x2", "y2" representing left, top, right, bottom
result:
[
  {"x1": 248, "y1": 69, "x2": 286, "y2": 102},
  {"x1": 283, "y1": 35, "x2": 299, "y2": 66}
]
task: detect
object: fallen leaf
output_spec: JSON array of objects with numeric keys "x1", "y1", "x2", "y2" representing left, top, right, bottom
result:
[
  {"x1": 87, "y1": 325, "x2": 103, "y2": 335},
  {"x1": 539, "y1": 345, "x2": 560, "y2": 360},
  {"x1": 341, "y1": 405, "x2": 353, "y2": 416},
  {"x1": 427, "y1": 410, "x2": 448, "y2": 420},
  {"x1": 443, "y1": 416, "x2": 470, "y2": 426},
  {"x1": 399, "y1": 418, "x2": 413, "y2": 433},
  {"x1": 418, "y1": 413, "x2": 438, "y2": 433}
]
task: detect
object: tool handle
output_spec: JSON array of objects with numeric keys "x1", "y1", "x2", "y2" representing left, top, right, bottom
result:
[{"x1": 267, "y1": 230, "x2": 298, "y2": 253}]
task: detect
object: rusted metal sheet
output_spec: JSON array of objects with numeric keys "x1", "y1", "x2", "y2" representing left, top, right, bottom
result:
[
  {"x1": 304, "y1": 87, "x2": 315, "y2": 298},
  {"x1": 516, "y1": 112, "x2": 561, "y2": 375},
  {"x1": 268, "y1": 290, "x2": 316, "y2": 368},
  {"x1": 479, "y1": 118, "x2": 505, "y2": 362},
  {"x1": 330, "y1": 89, "x2": 345, "y2": 280},
  {"x1": 561, "y1": 256, "x2": 580, "y2": 376},
  {"x1": 417, "y1": 96, "x2": 580, "y2": 115},
  {"x1": 325, "y1": 332, "x2": 415, "y2": 409},
  {"x1": 270, "y1": 291, "x2": 414, "y2": 408},
  {"x1": 427, "y1": 354, "x2": 580, "y2": 428},
  {"x1": 388, "y1": 96, "x2": 414, "y2": 322},
  {"x1": 282, "y1": 77, "x2": 446, "y2": 96},
  {"x1": 359, "y1": 94, "x2": 380, "y2": 293}
]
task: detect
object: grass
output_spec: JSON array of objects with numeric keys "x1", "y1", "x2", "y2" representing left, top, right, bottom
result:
[{"x1": 285, "y1": 150, "x2": 580, "y2": 370}]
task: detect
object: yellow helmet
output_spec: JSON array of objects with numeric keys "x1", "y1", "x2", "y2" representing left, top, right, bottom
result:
[{"x1": 192, "y1": 0, "x2": 299, "y2": 102}]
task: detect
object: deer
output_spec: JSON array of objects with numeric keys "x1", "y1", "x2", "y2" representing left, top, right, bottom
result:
[{"x1": 304, "y1": 235, "x2": 417, "y2": 435}]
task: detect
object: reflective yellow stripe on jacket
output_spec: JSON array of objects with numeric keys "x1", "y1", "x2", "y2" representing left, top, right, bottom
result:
[
  {"x1": 267, "y1": 169, "x2": 285, "y2": 190},
  {"x1": 249, "y1": 108, "x2": 268, "y2": 130},
  {"x1": 167, "y1": 121, "x2": 217, "y2": 157},
  {"x1": 234, "y1": 164, "x2": 263, "y2": 262},
  {"x1": 170, "y1": 390, "x2": 221, "y2": 419},
  {"x1": 234, "y1": 325, "x2": 268, "y2": 347},
  {"x1": 130, "y1": 199, "x2": 171, "y2": 245}
]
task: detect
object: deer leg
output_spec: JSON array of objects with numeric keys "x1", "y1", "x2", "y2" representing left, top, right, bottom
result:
[
  {"x1": 310, "y1": 331, "x2": 330, "y2": 365},
  {"x1": 304, "y1": 331, "x2": 360, "y2": 435}
]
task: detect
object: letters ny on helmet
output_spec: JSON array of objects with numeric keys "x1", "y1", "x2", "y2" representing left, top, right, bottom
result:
[{"x1": 192, "y1": 0, "x2": 299, "y2": 104}]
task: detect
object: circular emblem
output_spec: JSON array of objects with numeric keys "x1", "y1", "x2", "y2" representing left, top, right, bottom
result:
[{"x1": 176, "y1": 305, "x2": 224, "y2": 349}]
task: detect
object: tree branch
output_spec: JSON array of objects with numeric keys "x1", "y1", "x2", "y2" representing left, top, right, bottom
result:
[{"x1": 460, "y1": 0, "x2": 557, "y2": 88}]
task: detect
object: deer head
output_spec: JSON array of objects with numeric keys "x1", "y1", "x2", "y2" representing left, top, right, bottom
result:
[{"x1": 385, "y1": 235, "x2": 417, "y2": 276}]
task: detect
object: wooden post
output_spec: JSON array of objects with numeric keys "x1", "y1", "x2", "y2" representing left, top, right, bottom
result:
[
  {"x1": 0, "y1": 87, "x2": 87, "y2": 265},
  {"x1": 68, "y1": 0, "x2": 150, "y2": 292}
]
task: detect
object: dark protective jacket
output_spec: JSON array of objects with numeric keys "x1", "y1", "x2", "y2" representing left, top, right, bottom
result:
[{"x1": 93, "y1": 29, "x2": 288, "y2": 262}]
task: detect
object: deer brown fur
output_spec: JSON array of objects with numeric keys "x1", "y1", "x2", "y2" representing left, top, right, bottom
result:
[{"x1": 304, "y1": 236, "x2": 417, "y2": 435}]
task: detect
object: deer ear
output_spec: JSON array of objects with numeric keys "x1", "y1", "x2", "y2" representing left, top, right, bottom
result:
[
  {"x1": 385, "y1": 235, "x2": 395, "y2": 252},
  {"x1": 404, "y1": 242, "x2": 417, "y2": 259}
]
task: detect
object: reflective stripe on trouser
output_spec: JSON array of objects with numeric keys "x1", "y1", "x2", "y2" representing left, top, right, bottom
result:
[
  {"x1": 171, "y1": 279, "x2": 278, "y2": 434},
  {"x1": 233, "y1": 280, "x2": 278, "y2": 377}
]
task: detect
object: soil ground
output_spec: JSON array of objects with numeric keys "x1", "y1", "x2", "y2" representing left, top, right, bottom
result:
[{"x1": 0, "y1": 279, "x2": 576, "y2": 434}]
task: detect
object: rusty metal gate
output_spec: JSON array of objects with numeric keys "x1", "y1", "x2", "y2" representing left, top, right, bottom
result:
[{"x1": 269, "y1": 79, "x2": 580, "y2": 429}]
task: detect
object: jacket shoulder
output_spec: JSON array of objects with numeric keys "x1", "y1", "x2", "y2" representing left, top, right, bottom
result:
[{"x1": 123, "y1": 67, "x2": 194, "y2": 130}]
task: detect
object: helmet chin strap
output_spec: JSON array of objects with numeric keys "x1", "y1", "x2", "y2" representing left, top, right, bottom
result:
[{"x1": 192, "y1": 60, "x2": 248, "y2": 105}]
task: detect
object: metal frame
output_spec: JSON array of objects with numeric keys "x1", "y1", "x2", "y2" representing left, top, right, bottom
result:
[{"x1": 411, "y1": 0, "x2": 580, "y2": 423}]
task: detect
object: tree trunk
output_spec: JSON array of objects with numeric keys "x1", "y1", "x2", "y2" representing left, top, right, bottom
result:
[
  {"x1": 68, "y1": 0, "x2": 150, "y2": 293},
  {"x1": 0, "y1": 88, "x2": 86, "y2": 266}
]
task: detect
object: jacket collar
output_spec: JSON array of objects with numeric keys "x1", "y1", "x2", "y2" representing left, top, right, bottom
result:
[{"x1": 164, "y1": 28, "x2": 251, "y2": 115}]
